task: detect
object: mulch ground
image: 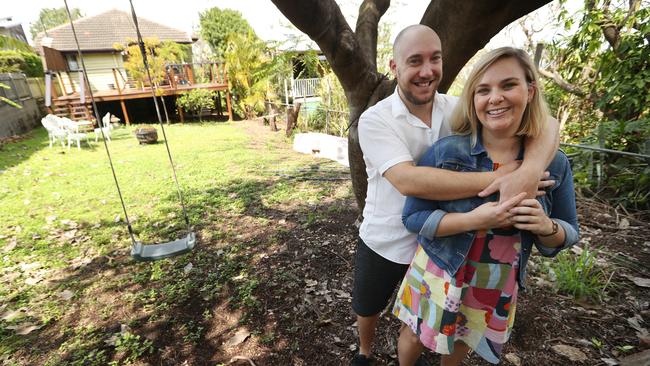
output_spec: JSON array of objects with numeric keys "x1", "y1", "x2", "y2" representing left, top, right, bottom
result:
[{"x1": 203, "y1": 122, "x2": 650, "y2": 366}]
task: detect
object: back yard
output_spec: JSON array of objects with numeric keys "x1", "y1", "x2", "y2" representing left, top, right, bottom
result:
[{"x1": 1, "y1": 122, "x2": 648, "y2": 365}]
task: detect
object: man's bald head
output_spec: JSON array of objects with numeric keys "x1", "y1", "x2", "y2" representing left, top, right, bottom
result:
[
  {"x1": 389, "y1": 24, "x2": 443, "y2": 108},
  {"x1": 392, "y1": 24, "x2": 440, "y2": 61}
]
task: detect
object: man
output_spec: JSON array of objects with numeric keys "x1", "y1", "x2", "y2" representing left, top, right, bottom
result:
[{"x1": 350, "y1": 24, "x2": 559, "y2": 365}]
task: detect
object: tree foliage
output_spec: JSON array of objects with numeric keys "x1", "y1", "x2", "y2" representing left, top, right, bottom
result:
[
  {"x1": 0, "y1": 35, "x2": 34, "y2": 52},
  {"x1": 30, "y1": 7, "x2": 82, "y2": 41},
  {"x1": 0, "y1": 50, "x2": 44, "y2": 77},
  {"x1": 539, "y1": 0, "x2": 650, "y2": 209},
  {"x1": 224, "y1": 31, "x2": 274, "y2": 120},
  {"x1": 199, "y1": 8, "x2": 256, "y2": 58},
  {"x1": 305, "y1": 71, "x2": 349, "y2": 136},
  {"x1": 114, "y1": 38, "x2": 188, "y2": 88}
]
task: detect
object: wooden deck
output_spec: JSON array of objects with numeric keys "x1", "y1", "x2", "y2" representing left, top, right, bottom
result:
[{"x1": 48, "y1": 62, "x2": 233, "y2": 123}]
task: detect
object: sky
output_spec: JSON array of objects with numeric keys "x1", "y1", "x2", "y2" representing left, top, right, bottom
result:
[
  {"x1": 5, "y1": 0, "x2": 576, "y2": 49},
  {"x1": 6, "y1": 0, "x2": 427, "y2": 46}
]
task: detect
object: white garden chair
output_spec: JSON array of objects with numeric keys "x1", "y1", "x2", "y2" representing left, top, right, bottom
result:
[
  {"x1": 94, "y1": 113, "x2": 113, "y2": 142},
  {"x1": 41, "y1": 114, "x2": 67, "y2": 148},
  {"x1": 58, "y1": 116, "x2": 90, "y2": 150}
]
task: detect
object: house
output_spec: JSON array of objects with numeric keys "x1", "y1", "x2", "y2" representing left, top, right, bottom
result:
[
  {"x1": 34, "y1": 9, "x2": 231, "y2": 123},
  {"x1": 0, "y1": 17, "x2": 28, "y2": 44}
]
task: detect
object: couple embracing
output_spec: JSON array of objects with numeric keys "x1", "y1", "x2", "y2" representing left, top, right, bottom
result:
[{"x1": 351, "y1": 25, "x2": 579, "y2": 366}]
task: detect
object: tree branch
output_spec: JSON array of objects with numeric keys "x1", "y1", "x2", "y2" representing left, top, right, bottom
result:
[
  {"x1": 538, "y1": 68, "x2": 587, "y2": 97},
  {"x1": 355, "y1": 0, "x2": 390, "y2": 71},
  {"x1": 420, "y1": 0, "x2": 552, "y2": 92}
]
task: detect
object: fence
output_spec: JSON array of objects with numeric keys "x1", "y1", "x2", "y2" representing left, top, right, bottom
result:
[
  {"x1": 27, "y1": 77, "x2": 45, "y2": 99},
  {"x1": 0, "y1": 73, "x2": 42, "y2": 138},
  {"x1": 0, "y1": 73, "x2": 31, "y2": 101},
  {"x1": 265, "y1": 101, "x2": 350, "y2": 137}
]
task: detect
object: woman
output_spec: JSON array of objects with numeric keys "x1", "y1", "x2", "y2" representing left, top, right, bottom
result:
[{"x1": 393, "y1": 47, "x2": 579, "y2": 365}]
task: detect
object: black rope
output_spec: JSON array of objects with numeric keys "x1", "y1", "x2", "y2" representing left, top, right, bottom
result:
[
  {"x1": 63, "y1": 0, "x2": 137, "y2": 245},
  {"x1": 128, "y1": 0, "x2": 192, "y2": 232}
]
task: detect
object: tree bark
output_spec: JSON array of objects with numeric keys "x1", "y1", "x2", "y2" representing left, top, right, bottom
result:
[
  {"x1": 355, "y1": 0, "x2": 391, "y2": 70},
  {"x1": 286, "y1": 102, "x2": 302, "y2": 137},
  {"x1": 270, "y1": 115, "x2": 278, "y2": 132},
  {"x1": 271, "y1": 0, "x2": 552, "y2": 213}
]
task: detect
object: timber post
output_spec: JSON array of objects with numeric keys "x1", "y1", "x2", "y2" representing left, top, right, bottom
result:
[
  {"x1": 226, "y1": 90, "x2": 233, "y2": 121},
  {"x1": 56, "y1": 72, "x2": 67, "y2": 96},
  {"x1": 178, "y1": 107, "x2": 185, "y2": 123},
  {"x1": 120, "y1": 99, "x2": 130, "y2": 125}
]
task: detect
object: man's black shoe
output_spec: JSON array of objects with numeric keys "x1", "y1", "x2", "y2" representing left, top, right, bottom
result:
[
  {"x1": 414, "y1": 354, "x2": 431, "y2": 366},
  {"x1": 350, "y1": 353, "x2": 373, "y2": 366}
]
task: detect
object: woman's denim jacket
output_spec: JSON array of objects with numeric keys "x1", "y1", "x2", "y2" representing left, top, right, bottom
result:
[{"x1": 402, "y1": 134, "x2": 579, "y2": 289}]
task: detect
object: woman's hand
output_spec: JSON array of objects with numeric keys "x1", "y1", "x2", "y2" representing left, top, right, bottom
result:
[
  {"x1": 509, "y1": 199, "x2": 554, "y2": 235},
  {"x1": 468, "y1": 192, "x2": 526, "y2": 231}
]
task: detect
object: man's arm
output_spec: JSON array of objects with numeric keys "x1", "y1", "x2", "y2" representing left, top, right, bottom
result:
[
  {"x1": 384, "y1": 161, "x2": 517, "y2": 201},
  {"x1": 480, "y1": 116, "x2": 560, "y2": 201}
]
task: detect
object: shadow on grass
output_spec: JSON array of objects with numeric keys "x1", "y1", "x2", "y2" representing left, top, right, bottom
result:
[
  {"x1": 3, "y1": 175, "x2": 359, "y2": 365},
  {"x1": 0, "y1": 128, "x2": 53, "y2": 171}
]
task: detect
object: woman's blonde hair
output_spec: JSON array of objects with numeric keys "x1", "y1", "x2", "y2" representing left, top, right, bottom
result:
[{"x1": 451, "y1": 47, "x2": 549, "y2": 144}]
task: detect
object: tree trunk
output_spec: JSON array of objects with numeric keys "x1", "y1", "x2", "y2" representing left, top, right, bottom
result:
[
  {"x1": 271, "y1": 0, "x2": 552, "y2": 213},
  {"x1": 269, "y1": 115, "x2": 278, "y2": 132},
  {"x1": 285, "y1": 102, "x2": 302, "y2": 137}
]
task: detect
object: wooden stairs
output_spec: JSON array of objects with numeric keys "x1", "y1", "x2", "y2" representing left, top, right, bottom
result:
[{"x1": 51, "y1": 98, "x2": 94, "y2": 123}]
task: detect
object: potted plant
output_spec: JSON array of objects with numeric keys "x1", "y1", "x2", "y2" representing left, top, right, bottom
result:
[{"x1": 135, "y1": 126, "x2": 158, "y2": 144}]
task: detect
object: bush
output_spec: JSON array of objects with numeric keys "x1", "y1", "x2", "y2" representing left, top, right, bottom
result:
[
  {"x1": 0, "y1": 50, "x2": 43, "y2": 77},
  {"x1": 176, "y1": 89, "x2": 216, "y2": 121}
]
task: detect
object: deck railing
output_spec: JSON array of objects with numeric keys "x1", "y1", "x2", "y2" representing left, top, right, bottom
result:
[
  {"x1": 48, "y1": 62, "x2": 228, "y2": 97},
  {"x1": 292, "y1": 78, "x2": 320, "y2": 98}
]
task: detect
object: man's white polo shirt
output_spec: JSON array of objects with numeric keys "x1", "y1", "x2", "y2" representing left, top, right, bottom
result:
[{"x1": 358, "y1": 89, "x2": 458, "y2": 264}]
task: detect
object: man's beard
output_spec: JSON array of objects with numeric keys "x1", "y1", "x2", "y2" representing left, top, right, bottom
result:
[{"x1": 401, "y1": 87, "x2": 435, "y2": 106}]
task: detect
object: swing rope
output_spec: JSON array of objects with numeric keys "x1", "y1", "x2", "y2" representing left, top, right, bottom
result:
[
  {"x1": 62, "y1": 0, "x2": 195, "y2": 260},
  {"x1": 63, "y1": 0, "x2": 138, "y2": 246},
  {"x1": 127, "y1": 0, "x2": 191, "y2": 233}
]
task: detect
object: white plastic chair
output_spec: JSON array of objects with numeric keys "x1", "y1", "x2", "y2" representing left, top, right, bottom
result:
[
  {"x1": 41, "y1": 114, "x2": 67, "y2": 148},
  {"x1": 94, "y1": 113, "x2": 113, "y2": 142},
  {"x1": 58, "y1": 117, "x2": 90, "y2": 150}
]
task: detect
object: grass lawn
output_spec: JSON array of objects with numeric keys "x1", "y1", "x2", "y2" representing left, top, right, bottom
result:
[{"x1": 0, "y1": 121, "x2": 353, "y2": 365}]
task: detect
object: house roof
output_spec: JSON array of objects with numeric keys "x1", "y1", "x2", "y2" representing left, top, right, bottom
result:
[{"x1": 34, "y1": 9, "x2": 193, "y2": 52}]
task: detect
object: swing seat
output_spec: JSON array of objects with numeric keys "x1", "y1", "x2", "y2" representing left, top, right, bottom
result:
[{"x1": 131, "y1": 232, "x2": 196, "y2": 261}]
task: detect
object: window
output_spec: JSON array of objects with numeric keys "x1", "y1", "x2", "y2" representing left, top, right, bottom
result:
[{"x1": 66, "y1": 54, "x2": 79, "y2": 71}]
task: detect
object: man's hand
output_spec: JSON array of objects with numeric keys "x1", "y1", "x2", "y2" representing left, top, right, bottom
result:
[{"x1": 479, "y1": 166, "x2": 555, "y2": 202}]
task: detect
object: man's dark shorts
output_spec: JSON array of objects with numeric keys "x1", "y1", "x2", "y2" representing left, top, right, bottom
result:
[{"x1": 352, "y1": 237, "x2": 409, "y2": 317}]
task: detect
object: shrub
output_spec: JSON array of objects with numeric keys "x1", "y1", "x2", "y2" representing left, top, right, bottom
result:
[
  {"x1": 0, "y1": 50, "x2": 43, "y2": 77},
  {"x1": 176, "y1": 89, "x2": 216, "y2": 122},
  {"x1": 550, "y1": 245, "x2": 608, "y2": 303}
]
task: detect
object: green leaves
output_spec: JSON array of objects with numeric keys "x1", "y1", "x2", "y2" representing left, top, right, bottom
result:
[
  {"x1": 115, "y1": 37, "x2": 187, "y2": 88},
  {"x1": 30, "y1": 7, "x2": 82, "y2": 41},
  {"x1": 175, "y1": 89, "x2": 216, "y2": 122},
  {"x1": 0, "y1": 50, "x2": 44, "y2": 77},
  {"x1": 544, "y1": 0, "x2": 649, "y2": 209},
  {"x1": 199, "y1": 7, "x2": 256, "y2": 58},
  {"x1": 224, "y1": 31, "x2": 272, "y2": 119}
]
